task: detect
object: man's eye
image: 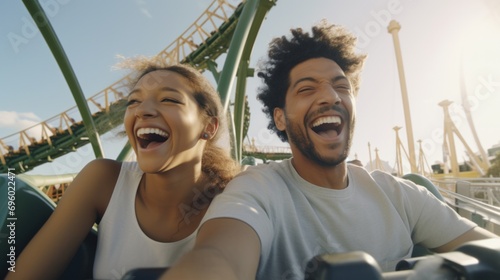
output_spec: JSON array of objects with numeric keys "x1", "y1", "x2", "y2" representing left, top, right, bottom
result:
[
  {"x1": 336, "y1": 86, "x2": 351, "y2": 92},
  {"x1": 298, "y1": 87, "x2": 313, "y2": 93}
]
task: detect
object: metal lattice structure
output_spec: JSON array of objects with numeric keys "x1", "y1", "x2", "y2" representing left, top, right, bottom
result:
[{"x1": 1, "y1": 0, "x2": 278, "y2": 174}]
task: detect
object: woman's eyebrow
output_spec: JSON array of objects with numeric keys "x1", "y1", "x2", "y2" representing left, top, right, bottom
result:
[
  {"x1": 159, "y1": 86, "x2": 182, "y2": 94},
  {"x1": 127, "y1": 86, "x2": 182, "y2": 97},
  {"x1": 127, "y1": 88, "x2": 140, "y2": 97}
]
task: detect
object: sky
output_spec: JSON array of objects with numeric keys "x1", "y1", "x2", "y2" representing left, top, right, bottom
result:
[{"x1": 1, "y1": 0, "x2": 500, "y2": 176}]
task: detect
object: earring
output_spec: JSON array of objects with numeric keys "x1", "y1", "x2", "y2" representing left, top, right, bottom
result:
[{"x1": 203, "y1": 133, "x2": 209, "y2": 139}]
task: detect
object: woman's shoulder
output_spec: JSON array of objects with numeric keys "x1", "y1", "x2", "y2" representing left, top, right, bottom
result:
[
  {"x1": 75, "y1": 159, "x2": 124, "y2": 217},
  {"x1": 82, "y1": 158, "x2": 122, "y2": 172},
  {"x1": 78, "y1": 159, "x2": 123, "y2": 190}
]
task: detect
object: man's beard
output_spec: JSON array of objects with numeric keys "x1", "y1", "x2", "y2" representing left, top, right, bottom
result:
[{"x1": 284, "y1": 106, "x2": 355, "y2": 167}]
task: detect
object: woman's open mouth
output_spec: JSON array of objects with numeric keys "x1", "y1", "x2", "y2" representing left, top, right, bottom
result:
[{"x1": 136, "y1": 127, "x2": 169, "y2": 149}]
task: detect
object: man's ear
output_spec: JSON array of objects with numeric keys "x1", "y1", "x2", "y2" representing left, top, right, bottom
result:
[
  {"x1": 274, "y1": 107, "x2": 286, "y2": 132},
  {"x1": 203, "y1": 117, "x2": 219, "y2": 139}
]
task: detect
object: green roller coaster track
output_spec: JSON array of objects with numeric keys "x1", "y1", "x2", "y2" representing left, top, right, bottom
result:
[{"x1": 0, "y1": 0, "x2": 281, "y2": 174}]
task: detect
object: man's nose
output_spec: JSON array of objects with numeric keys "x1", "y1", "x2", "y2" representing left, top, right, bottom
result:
[{"x1": 317, "y1": 84, "x2": 341, "y2": 105}]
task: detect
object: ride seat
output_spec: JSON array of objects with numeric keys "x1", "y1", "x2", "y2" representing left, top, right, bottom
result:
[
  {"x1": 0, "y1": 174, "x2": 97, "y2": 280},
  {"x1": 402, "y1": 173, "x2": 445, "y2": 202},
  {"x1": 402, "y1": 173, "x2": 445, "y2": 257}
]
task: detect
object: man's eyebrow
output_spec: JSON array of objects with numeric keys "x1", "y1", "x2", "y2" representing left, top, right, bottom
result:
[
  {"x1": 291, "y1": 77, "x2": 318, "y2": 89},
  {"x1": 291, "y1": 75, "x2": 349, "y2": 89},
  {"x1": 331, "y1": 75, "x2": 349, "y2": 84}
]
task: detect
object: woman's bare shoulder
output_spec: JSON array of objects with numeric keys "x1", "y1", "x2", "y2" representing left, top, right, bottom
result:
[{"x1": 69, "y1": 158, "x2": 124, "y2": 218}]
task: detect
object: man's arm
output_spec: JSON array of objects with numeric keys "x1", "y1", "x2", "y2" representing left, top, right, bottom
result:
[
  {"x1": 432, "y1": 226, "x2": 498, "y2": 253},
  {"x1": 162, "y1": 218, "x2": 261, "y2": 280}
]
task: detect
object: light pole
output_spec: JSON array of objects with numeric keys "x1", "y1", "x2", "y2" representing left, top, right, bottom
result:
[{"x1": 387, "y1": 20, "x2": 417, "y2": 173}]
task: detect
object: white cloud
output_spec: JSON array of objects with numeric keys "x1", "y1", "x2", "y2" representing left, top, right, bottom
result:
[
  {"x1": 0, "y1": 111, "x2": 40, "y2": 129},
  {"x1": 141, "y1": 8, "x2": 152, "y2": 18},
  {"x1": 0, "y1": 111, "x2": 45, "y2": 142},
  {"x1": 135, "y1": 0, "x2": 152, "y2": 18}
]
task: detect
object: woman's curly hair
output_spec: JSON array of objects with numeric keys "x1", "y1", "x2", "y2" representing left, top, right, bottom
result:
[{"x1": 256, "y1": 21, "x2": 367, "y2": 142}]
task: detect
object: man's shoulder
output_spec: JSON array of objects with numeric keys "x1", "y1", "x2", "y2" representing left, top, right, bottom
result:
[
  {"x1": 237, "y1": 160, "x2": 286, "y2": 180},
  {"x1": 350, "y1": 165, "x2": 430, "y2": 198},
  {"x1": 348, "y1": 164, "x2": 410, "y2": 192},
  {"x1": 225, "y1": 160, "x2": 289, "y2": 195},
  {"x1": 349, "y1": 165, "x2": 400, "y2": 184}
]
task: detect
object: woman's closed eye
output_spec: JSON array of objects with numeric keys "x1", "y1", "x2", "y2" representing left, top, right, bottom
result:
[
  {"x1": 161, "y1": 97, "x2": 182, "y2": 104},
  {"x1": 126, "y1": 99, "x2": 140, "y2": 107}
]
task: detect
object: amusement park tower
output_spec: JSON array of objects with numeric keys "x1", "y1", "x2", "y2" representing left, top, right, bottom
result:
[{"x1": 387, "y1": 20, "x2": 417, "y2": 173}]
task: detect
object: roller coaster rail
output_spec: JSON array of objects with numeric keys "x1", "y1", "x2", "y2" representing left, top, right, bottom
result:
[{"x1": 1, "y1": 0, "x2": 275, "y2": 174}]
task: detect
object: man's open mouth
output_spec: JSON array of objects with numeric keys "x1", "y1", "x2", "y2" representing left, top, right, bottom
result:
[
  {"x1": 311, "y1": 116, "x2": 343, "y2": 138},
  {"x1": 136, "y1": 127, "x2": 169, "y2": 149}
]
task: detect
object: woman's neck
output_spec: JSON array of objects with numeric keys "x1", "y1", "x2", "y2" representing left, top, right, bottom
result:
[{"x1": 134, "y1": 166, "x2": 209, "y2": 242}]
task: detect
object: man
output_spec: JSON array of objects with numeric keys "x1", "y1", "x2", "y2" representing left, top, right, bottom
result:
[{"x1": 163, "y1": 21, "x2": 497, "y2": 280}]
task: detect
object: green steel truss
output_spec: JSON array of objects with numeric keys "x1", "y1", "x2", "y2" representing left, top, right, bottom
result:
[{"x1": 1, "y1": 0, "x2": 277, "y2": 174}]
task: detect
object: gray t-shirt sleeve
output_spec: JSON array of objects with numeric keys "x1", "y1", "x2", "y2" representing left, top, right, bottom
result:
[
  {"x1": 200, "y1": 167, "x2": 275, "y2": 258},
  {"x1": 372, "y1": 171, "x2": 476, "y2": 249},
  {"x1": 410, "y1": 185, "x2": 476, "y2": 248}
]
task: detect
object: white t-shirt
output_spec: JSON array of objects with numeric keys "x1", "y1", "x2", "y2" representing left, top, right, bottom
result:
[
  {"x1": 202, "y1": 159, "x2": 476, "y2": 280},
  {"x1": 93, "y1": 161, "x2": 196, "y2": 279}
]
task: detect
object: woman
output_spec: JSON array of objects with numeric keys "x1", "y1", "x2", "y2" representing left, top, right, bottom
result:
[{"x1": 7, "y1": 60, "x2": 239, "y2": 279}]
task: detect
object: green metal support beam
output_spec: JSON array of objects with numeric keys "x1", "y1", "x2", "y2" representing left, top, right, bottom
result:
[
  {"x1": 234, "y1": 64, "x2": 254, "y2": 161},
  {"x1": 218, "y1": 0, "x2": 275, "y2": 111},
  {"x1": 116, "y1": 141, "x2": 133, "y2": 162},
  {"x1": 22, "y1": 0, "x2": 104, "y2": 159},
  {"x1": 217, "y1": 0, "x2": 276, "y2": 161},
  {"x1": 206, "y1": 60, "x2": 221, "y2": 82}
]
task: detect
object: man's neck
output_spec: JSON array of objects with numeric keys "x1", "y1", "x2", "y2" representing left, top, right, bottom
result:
[{"x1": 290, "y1": 155, "x2": 348, "y2": 190}]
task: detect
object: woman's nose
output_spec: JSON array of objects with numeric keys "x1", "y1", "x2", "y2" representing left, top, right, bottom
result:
[{"x1": 134, "y1": 100, "x2": 158, "y2": 119}]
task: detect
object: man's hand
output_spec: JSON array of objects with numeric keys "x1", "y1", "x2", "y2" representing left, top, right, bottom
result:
[{"x1": 162, "y1": 218, "x2": 261, "y2": 280}]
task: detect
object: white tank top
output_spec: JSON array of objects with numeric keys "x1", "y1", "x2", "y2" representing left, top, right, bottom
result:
[{"x1": 93, "y1": 161, "x2": 197, "y2": 279}]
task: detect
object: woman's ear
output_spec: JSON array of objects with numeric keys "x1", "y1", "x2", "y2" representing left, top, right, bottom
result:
[{"x1": 202, "y1": 117, "x2": 219, "y2": 139}]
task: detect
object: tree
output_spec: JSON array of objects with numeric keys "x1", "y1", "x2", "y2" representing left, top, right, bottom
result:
[{"x1": 242, "y1": 95, "x2": 250, "y2": 140}]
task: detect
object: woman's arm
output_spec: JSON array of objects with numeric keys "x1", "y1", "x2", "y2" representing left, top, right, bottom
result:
[{"x1": 6, "y1": 159, "x2": 120, "y2": 280}]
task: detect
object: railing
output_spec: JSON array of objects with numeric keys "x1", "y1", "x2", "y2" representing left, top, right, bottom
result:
[
  {"x1": 432, "y1": 177, "x2": 500, "y2": 235},
  {"x1": 0, "y1": 85, "x2": 128, "y2": 157},
  {"x1": 155, "y1": 0, "x2": 240, "y2": 66},
  {"x1": 243, "y1": 144, "x2": 292, "y2": 155}
]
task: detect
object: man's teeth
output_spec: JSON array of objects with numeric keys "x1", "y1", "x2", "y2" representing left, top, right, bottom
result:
[
  {"x1": 136, "y1": 127, "x2": 169, "y2": 138},
  {"x1": 312, "y1": 116, "x2": 341, "y2": 127}
]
